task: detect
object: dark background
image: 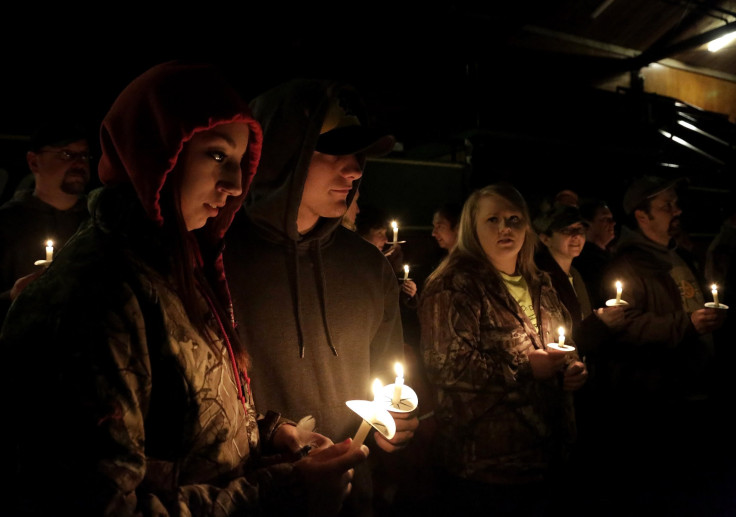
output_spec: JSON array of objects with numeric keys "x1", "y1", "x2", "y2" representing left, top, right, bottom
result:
[{"x1": 1, "y1": 6, "x2": 734, "y2": 266}]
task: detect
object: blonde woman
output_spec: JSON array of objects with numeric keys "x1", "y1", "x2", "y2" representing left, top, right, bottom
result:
[{"x1": 418, "y1": 182, "x2": 587, "y2": 516}]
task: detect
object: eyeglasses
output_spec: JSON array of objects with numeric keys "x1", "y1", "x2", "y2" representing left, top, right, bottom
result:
[
  {"x1": 38, "y1": 149, "x2": 94, "y2": 163},
  {"x1": 556, "y1": 226, "x2": 586, "y2": 236}
]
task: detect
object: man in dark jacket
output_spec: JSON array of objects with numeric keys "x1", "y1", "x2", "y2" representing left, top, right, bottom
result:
[
  {"x1": 0, "y1": 121, "x2": 92, "y2": 326},
  {"x1": 598, "y1": 175, "x2": 726, "y2": 508},
  {"x1": 223, "y1": 80, "x2": 418, "y2": 516}
]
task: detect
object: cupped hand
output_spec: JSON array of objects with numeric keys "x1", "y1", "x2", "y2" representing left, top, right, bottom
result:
[
  {"x1": 562, "y1": 361, "x2": 588, "y2": 391},
  {"x1": 691, "y1": 307, "x2": 726, "y2": 334},
  {"x1": 401, "y1": 279, "x2": 417, "y2": 298},
  {"x1": 272, "y1": 423, "x2": 333, "y2": 456},
  {"x1": 529, "y1": 348, "x2": 568, "y2": 380},
  {"x1": 374, "y1": 411, "x2": 418, "y2": 452},
  {"x1": 10, "y1": 270, "x2": 44, "y2": 300},
  {"x1": 295, "y1": 439, "x2": 369, "y2": 517},
  {"x1": 595, "y1": 306, "x2": 627, "y2": 330}
]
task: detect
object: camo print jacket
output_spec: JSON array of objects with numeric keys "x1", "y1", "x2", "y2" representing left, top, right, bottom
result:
[
  {"x1": 418, "y1": 255, "x2": 578, "y2": 485},
  {"x1": 0, "y1": 186, "x2": 309, "y2": 515}
]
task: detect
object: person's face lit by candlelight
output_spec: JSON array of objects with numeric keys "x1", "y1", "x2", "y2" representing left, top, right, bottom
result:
[
  {"x1": 178, "y1": 123, "x2": 249, "y2": 231},
  {"x1": 476, "y1": 194, "x2": 527, "y2": 274},
  {"x1": 298, "y1": 152, "x2": 363, "y2": 234},
  {"x1": 635, "y1": 187, "x2": 681, "y2": 246}
]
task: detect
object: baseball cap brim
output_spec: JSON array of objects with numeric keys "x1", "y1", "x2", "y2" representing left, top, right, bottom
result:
[{"x1": 315, "y1": 126, "x2": 396, "y2": 157}]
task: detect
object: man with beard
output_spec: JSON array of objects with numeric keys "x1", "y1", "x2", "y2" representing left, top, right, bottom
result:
[
  {"x1": 0, "y1": 121, "x2": 92, "y2": 326},
  {"x1": 596, "y1": 175, "x2": 726, "y2": 510}
]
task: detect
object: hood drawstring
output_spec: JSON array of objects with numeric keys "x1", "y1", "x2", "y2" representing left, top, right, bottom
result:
[
  {"x1": 311, "y1": 240, "x2": 338, "y2": 356},
  {"x1": 200, "y1": 285, "x2": 251, "y2": 419},
  {"x1": 292, "y1": 240, "x2": 307, "y2": 358},
  {"x1": 289, "y1": 238, "x2": 338, "y2": 358}
]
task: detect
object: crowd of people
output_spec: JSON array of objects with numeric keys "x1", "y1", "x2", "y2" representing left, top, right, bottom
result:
[{"x1": 0, "y1": 59, "x2": 734, "y2": 517}]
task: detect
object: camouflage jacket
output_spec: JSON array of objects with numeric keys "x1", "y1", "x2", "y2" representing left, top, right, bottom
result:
[
  {"x1": 0, "y1": 186, "x2": 304, "y2": 516},
  {"x1": 418, "y1": 255, "x2": 577, "y2": 484}
]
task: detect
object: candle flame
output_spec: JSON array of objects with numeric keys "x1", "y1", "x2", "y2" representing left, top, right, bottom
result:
[
  {"x1": 372, "y1": 378, "x2": 383, "y2": 401},
  {"x1": 711, "y1": 284, "x2": 718, "y2": 292},
  {"x1": 394, "y1": 362, "x2": 403, "y2": 378},
  {"x1": 615, "y1": 281, "x2": 622, "y2": 290},
  {"x1": 558, "y1": 326, "x2": 565, "y2": 338},
  {"x1": 403, "y1": 264, "x2": 409, "y2": 273},
  {"x1": 46, "y1": 240, "x2": 54, "y2": 248},
  {"x1": 391, "y1": 221, "x2": 398, "y2": 230}
]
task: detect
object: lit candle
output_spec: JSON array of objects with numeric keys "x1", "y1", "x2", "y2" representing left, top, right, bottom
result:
[
  {"x1": 392, "y1": 362, "x2": 404, "y2": 406},
  {"x1": 615, "y1": 281, "x2": 622, "y2": 305},
  {"x1": 403, "y1": 264, "x2": 409, "y2": 281},
  {"x1": 558, "y1": 326, "x2": 565, "y2": 347},
  {"x1": 45, "y1": 240, "x2": 54, "y2": 261},
  {"x1": 712, "y1": 284, "x2": 719, "y2": 307},
  {"x1": 391, "y1": 221, "x2": 398, "y2": 243},
  {"x1": 352, "y1": 378, "x2": 383, "y2": 448}
]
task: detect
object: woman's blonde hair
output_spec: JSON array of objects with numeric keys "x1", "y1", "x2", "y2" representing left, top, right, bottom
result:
[{"x1": 426, "y1": 182, "x2": 539, "y2": 285}]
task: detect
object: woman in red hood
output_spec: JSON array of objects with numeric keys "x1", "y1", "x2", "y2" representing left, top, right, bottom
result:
[{"x1": 0, "y1": 61, "x2": 367, "y2": 516}]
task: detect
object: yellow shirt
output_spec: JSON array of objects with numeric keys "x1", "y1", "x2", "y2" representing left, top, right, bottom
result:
[{"x1": 500, "y1": 271, "x2": 538, "y2": 328}]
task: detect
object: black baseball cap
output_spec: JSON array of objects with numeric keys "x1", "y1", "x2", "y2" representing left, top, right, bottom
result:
[
  {"x1": 29, "y1": 121, "x2": 89, "y2": 152},
  {"x1": 533, "y1": 204, "x2": 588, "y2": 235},
  {"x1": 315, "y1": 91, "x2": 395, "y2": 157},
  {"x1": 622, "y1": 175, "x2": 686, "y2": 215}
]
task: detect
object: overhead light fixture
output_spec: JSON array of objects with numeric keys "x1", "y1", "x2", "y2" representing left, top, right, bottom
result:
[{"x1": 707, "y1": 30, "x2": 736, "y2": 52}]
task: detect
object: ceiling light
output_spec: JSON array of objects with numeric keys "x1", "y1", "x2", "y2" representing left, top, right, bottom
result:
[{"x1": 707, "y1": 31, "x2": 736, "y2": 52}]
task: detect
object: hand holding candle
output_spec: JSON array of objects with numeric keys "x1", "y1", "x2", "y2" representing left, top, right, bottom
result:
[
  {"x1": 381, "y1": 362, "x2": 418, "y2": 412},
  {"x1": 347, "y1": 379, "x2": 397, "y2": 449},
  {"x1": 547, "y1": 325, "x2": 574, "y2": 354},
  {"x1": 606, "y1": 280, "x2": 628, "y2": 306}
]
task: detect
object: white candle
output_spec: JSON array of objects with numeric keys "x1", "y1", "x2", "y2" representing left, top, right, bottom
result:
[
  {"x1": 712, "y1": 284, "x2": 719, "y2": 306},
  {"x1": 558, "y1": 326, "x2": 565, "y2": 347},
  {"x1": 615, "y1": 281, "x2": 622, "y2": 304},
  {"x1": 352, "y1": 378, "x2": 383, "y2": 448},
  {"x1": 392, "y1": 362, "x2": 404, "y2": 405},
  {"x1": 403, "y1": 264, "x2": 409, "y2": 281},
  {"x1": 45, "y1": 240, "x2": 54, "y2": 261},
  {"x1": 391, "y1": 221, "x2": 398, "y2": 243}
]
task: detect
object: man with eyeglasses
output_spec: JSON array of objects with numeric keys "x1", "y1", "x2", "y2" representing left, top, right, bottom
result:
[
  {"x1": 0, "y1": 121, "x2": 93, "y2": 326},
  {"x1": 596, "y1": 174, "x2": 726, "y2": 508}
]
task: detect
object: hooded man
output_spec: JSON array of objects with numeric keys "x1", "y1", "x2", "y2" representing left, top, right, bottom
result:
[{"x1": 224, "y1": 79, "x2": 418, "y2": 516}]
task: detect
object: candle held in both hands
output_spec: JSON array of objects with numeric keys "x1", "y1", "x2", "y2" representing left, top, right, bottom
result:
[
  {"x1": 392, "y1": 362, "x2": 404, "y2": 405},
  {"x1": 45, "y1": 240, "x2": 54, "y2": 261},
  {"x1": 711, "y1": 284, "x2": 719, "y2": 306}
]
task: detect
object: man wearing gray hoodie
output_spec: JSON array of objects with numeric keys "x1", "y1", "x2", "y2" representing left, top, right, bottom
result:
[{"x1": 224, "y1": 79, "x2": 418, "y2": 516}]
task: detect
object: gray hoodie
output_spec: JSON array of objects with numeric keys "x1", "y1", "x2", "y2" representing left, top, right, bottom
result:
[{"x1": 223, "y1": 79, "x2": 404, "y2": 446}]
